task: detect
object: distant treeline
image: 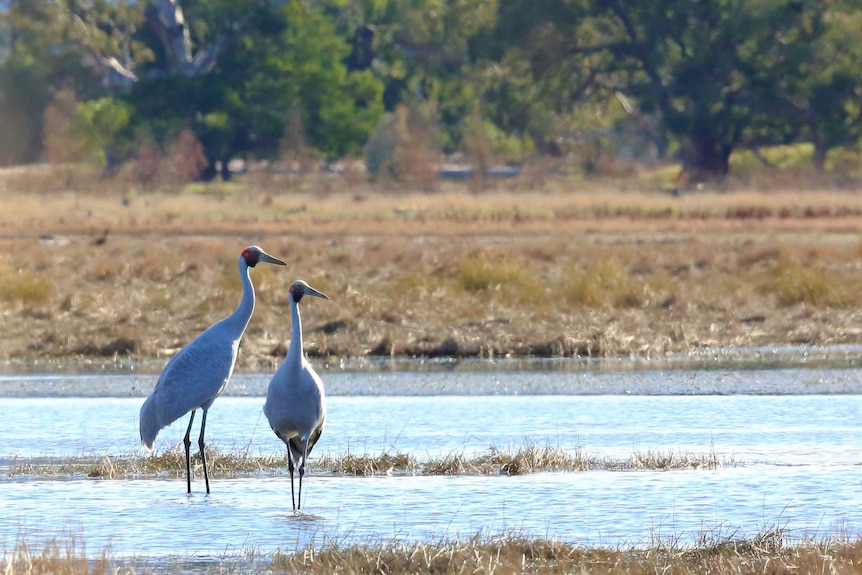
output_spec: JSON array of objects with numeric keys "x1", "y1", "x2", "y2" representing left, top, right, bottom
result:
[{"x1": 0, "y1": 0, "x2": 859, "y2": 181}]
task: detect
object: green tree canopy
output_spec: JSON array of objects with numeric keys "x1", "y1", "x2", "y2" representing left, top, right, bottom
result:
[
  {"x1": 489, "y1": 0, "x2": 845, "y2": 179},
  {"x1": 129, "y1": 0, "x2": 384, "y2": 177},
  {"x1": 4, "y1": 0, "x2": 862, "y2": 180}
]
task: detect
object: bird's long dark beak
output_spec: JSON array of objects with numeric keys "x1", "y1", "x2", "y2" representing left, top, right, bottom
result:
[
  {"x1": 259, "y1": 252, "x2": 287, "y2": 266},
  {"x1": 305, "y1": 285, "x2": 330, "y2": 300}
]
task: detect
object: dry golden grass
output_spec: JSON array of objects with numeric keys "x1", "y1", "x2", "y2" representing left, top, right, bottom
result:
[
  {"x1": 1, "y1": 163, "x2": 862, "y2": 367},
  {"x1": 270, "y1": 532, "x2": 862, "y2": 575},
  {"x1": 1, "y1": 538, "x2": 114, "y2": 575},
  {"x1": 6, "y1": 446, "x2": 290, "y2": 480},
  {"x1": 5, "y1": 531, "x2": 862, "y2": 574},
  {"x1": 0, "y1": 265, "x2": 53, "y2": 304},
  {"x1": 4, "y1": 443, "x2": 730, "y2": 480}
]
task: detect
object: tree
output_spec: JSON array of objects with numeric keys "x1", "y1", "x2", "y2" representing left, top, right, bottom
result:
[
  {"x1": 479, "y1": 1, "x2": 622, "y2": 159},
  {"x1": 0, "y1": 1, "x2": 105, "y2": 164},
  {"x1": 346, "y1": 0, "x2": 497, "y2": 151},
  {"x1": 491, "y1": 0, "x2": 837, "y2": 180},
  {"x1": 788, "y1": 3, "x2": 862, "y2": 171},
  {"x1": 127, "y1": 0, "x2": 383, "y2": 178}
]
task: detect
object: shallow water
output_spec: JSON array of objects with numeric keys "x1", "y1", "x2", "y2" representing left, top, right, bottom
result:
[
  {"x1": 2, "y1": 394, "x2": 862, "y2": 466},
  {"x1": 6, "y1": 467, "x2": 862, "y2": 558},
  {"x1": 3, "y1": 359, "x2": 862, "y2": 557}
]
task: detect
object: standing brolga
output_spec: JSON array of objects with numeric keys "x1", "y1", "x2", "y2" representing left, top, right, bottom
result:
[
  {"x1": 139, "y1": 246, "x2": 286, "y2": 495},
  {"x1": 264, "y1": 280, "x2": 330, "y2": 512}
]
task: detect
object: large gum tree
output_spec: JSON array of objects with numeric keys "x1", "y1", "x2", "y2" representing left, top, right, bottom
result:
[{"x1": 493, "y1": 0, "x2": 836, "y2": 181}]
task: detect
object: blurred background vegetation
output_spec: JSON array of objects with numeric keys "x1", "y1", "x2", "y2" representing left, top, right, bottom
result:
[{"x1": 1, "y1": 0, "x2": 861, "y2": 185}]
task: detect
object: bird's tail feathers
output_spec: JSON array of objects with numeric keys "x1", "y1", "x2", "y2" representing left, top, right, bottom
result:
[{"x1": 139, "y1": 396, "x2": 160, "y2": 452}]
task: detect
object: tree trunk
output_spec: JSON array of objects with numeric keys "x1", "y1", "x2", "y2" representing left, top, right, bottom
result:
[
  {"x1": 145, "y1": 0, "x2": 221, "y2": 78},
  {"x1": 812, "y1": 135, "x2": 828, "y2": 173},
  {"x1": 93, "y1": 0, "x2": 221, "y2": 91},
  {"x1": 682, "y1": 121, "x2": 733, "y2": 183}
]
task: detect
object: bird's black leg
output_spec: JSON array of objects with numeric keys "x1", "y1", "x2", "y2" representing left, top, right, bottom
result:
[
  {"x1": 287, "y1": 454, "x2": 296, "y2": 511},
  {"x1": 198, "y1": 409, "x2": 210, "y2": 495},
  {"x1": 297, "y1": 439, "x2": 309, "y2": 511},
  {"x1": 183, "y1": 410, "x2": 196, "y2": 495}
]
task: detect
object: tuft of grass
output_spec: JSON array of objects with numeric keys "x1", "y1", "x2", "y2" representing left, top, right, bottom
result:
[
  {"x1": 623, "y1": 449, "x2": 722, "y2": 471},
  {"x1": 139, "y1": 445, "x2": 294, "y2": 477},
  {"x1": 454, "y1": 253, "x2": 547, "y2": 312},
  {"x1": 473, "y1": 444, "x2": 592, "y2": 475},
  {"x1": 423, "y1": 452, "x2": 471, "y2": 475},
  {"x1": 8, "y1": 445, "x2": 292, "y2": 480},
  {"x1": 0, "y1": 267, "x2": 53, "y2": 304},
  {"x1": 564, "y1": 259, "x2": 645, "y2": 308},
  {"x1": 455, "y1": 255, "x2": 541, "y2": 304},
  {"x1": 1, "y1": 537, "x2": 116, "y2": 575},
  {"x1": 320, "y1": 450, "x2": 418, "y2": 476},
  {"x1": 758, "y1": 256, "x2": 860, "y2": 307}
]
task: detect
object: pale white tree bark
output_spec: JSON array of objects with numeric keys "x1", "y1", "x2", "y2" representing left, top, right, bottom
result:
[
  {"x1": 145, "y1": 0, "x2": 221, "y2": 77},
  {"x1": 92, "y1": 0, "x2": 221, "y2": 92}
]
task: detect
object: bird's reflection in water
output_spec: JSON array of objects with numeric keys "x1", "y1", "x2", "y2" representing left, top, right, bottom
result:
[{"x1": 287, "y1": 512, "x2": 324, "y2": 522}]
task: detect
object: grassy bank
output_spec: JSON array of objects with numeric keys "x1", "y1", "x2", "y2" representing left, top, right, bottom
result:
[
  {"x1": 1, "y1": 165, "x2": 862, "y2": 369},
  {"x1": 3, "y1": 530, "x2": 861, "y2": 574}
]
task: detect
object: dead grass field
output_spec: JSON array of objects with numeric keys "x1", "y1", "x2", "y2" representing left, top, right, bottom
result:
[{"x1": 1, "y1": 164, "x2": 862, "y2": 369}]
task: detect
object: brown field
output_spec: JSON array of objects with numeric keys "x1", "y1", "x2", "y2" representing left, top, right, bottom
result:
[{"x1": 1, "y1": 164, "x2": 862, "y2": 369}]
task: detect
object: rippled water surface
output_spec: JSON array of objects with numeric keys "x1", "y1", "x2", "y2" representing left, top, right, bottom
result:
[{"x1": 3, "y1": 355, "x2": 862, "y2": 557}]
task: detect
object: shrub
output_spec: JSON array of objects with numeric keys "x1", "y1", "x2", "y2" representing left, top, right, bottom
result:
[
  {"x1": 132, "y1": 138, "x2": 162, "y2": 186},
  {"x1": 364, "y1": 110, "x2": 402, "y2": 180},
  {"x1": 71, "y1": 97, "x2": 134, "y2": 168},
  {"x1": 41, "y1": 89, "x2": 81, "y2": 163},
  {"x1": 163, "y1": 130, "x2": 208, "y2": 184},
  {"x1": 364, "y1": 104, "x2": 441, "y2": 189}
]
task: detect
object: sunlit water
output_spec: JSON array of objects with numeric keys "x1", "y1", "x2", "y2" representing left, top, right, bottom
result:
[{"x1": 3, "y1": 357, "x2": 862, "y2": 557}]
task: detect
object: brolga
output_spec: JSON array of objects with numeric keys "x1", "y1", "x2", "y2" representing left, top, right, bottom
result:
[
  {"x1": 139, "y1": 246, "x2": 286, "y2": 495},
  {"x1": 264, "y1": 280, "x2": 330, "y2": 512}
]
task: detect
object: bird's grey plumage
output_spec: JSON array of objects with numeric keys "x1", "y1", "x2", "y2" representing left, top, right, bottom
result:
[
  {"x1": 139, "y1": 245, "x2": 286, "y2": 494},
  {"x1": 264, "y1": 279, "x2": 329, "y2": 511}
]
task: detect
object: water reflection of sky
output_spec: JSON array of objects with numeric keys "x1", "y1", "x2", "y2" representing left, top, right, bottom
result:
[{"x1": 1, "y1": 393, "x2": 861, "y2": 465}]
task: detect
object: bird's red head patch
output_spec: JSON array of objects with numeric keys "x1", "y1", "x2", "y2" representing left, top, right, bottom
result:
[
  {"x1": 242, "y1": 246, "x2": 262, "y2": 267},
  {"x1": 289, "y1": 281, "x2": 304, "y2": 302}
]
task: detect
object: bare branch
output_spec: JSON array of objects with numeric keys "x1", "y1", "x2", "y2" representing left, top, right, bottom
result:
[{"x1": 98, "y1": 56, "x2": 138, "y2": 90}]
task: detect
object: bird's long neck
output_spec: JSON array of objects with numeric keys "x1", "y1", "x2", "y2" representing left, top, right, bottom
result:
[
  {"x1": 286, "y1": 297, "x2": 303, "y2": 369},
  {"x1": 225, "y1": 257, "x2": 256, "y2": 338}
]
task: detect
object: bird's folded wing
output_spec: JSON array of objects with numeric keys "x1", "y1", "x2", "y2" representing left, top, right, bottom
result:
[{"x1": 152, "y1": 336, "x2": 236, "y2": 424}]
